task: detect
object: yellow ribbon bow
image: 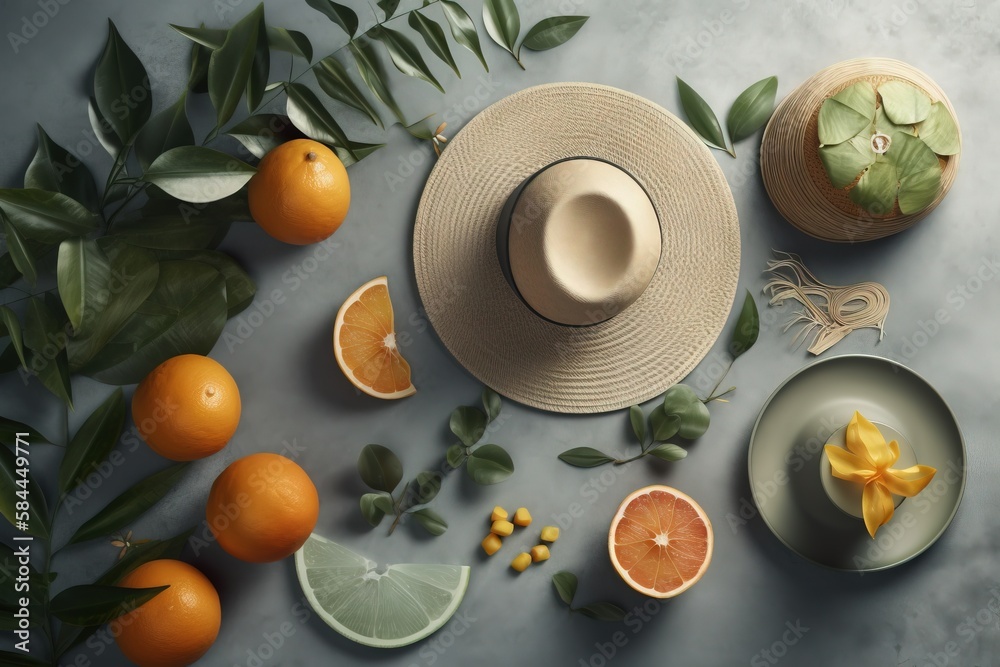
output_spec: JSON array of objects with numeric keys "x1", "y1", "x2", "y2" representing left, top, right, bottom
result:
[{"x1": 824, "y1": 411, "x2": 937, "y2": 538}]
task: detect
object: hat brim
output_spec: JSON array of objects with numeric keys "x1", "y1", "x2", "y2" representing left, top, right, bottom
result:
[{"x1": 414, "y1": 83, "x2": 740, "y2": 413}]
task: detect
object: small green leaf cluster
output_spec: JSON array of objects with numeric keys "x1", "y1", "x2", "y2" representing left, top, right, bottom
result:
[
  {"x1": 677, "y1": 75, "x2": 778, "y2": 157},
  {"x1": 358, "y1": 388, "x2": 512, "y2": 537},
  {"x1": 817, "y1": 80, "x2": 959, "y2": 216},
  {"x1": 1, "y1": 395, "x2": 195, "y2": 660},
  {"x1": 551, "y1": 571, "x2": 626, "y2": 621},
  {"x1": 482, "y1": 0, "x2": 588, "y2": 69}
]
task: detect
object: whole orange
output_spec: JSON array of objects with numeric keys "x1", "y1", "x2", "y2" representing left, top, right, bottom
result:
[
  {"x1": 206, "y1": 453, "x2": 319, "y2": 563},
  {"x1": 132, "y1": 354, "x2": 241, "y2": 461},
  {"x1": 114, "y1": 559, "x2": 221, "y2": 667},
  {"x1": 248, "y1": 138, "x2": 351, "y2": 245}
]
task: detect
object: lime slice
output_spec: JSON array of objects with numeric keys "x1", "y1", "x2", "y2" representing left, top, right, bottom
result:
[{"x1": 295, "y1": 533, "x2": 471, "y2": 648}]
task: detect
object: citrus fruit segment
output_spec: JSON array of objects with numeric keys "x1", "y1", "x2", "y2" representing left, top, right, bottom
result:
[
  {"x1": 295, "y1": 533, "x2": 470, "y2": 648},
  {"x1": 132, "y1": 354, "x2": 241, "y2": 461},
  {"x1": 248, "y1": 139, "x2": 350, "y2": 245},
  {"x1": 115, "y1": 559, "x2": 221, "y2": 667},
  {"x1": 333, "y1": 276, "x2": 416, "y2": 399},
  {"x1": 608, "y1": 485, "x2": 713, "y2": 598}
]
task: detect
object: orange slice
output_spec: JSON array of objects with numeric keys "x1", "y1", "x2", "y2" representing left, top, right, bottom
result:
[
  {"x1": 608, "y1": 485, "x2": 713, "y2": 598},
  {"x1": 333, "y1": 276, "x2": 415, "y2": 399}
]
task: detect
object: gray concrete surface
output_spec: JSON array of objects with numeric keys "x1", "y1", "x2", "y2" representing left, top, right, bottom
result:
[{"x1": 1, "y1": 0, "x2": 998, "y2": 665}]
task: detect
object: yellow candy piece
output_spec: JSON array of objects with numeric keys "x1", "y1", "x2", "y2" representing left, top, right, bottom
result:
[
  {"x1": 530, "y1": 545, "x2": 550, "y2": 563},
  {"x1": 491, "y1": 520, "x2": 514, "y2": 537},
  {"x1": 490, "y1": 506, "x2": 508, "y2": 522},
  {"x1": 510, "y1": 552, "x2": 531, "y2": 572},
  {"x1": 540, "y1": 526, "x2": 560, "y2": 543},
  {"x1": 513, "y1": 508, "x2": 532, "y2": 527},
  {"x1": 481, "y1": 534, "x2": 502, "y2": 556}
]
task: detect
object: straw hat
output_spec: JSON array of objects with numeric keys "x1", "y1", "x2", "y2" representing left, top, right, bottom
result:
[
  {"x1": 760, "y1": 58, "x2": 961, "y2": 243},
  {"x1": 413, "y1": 83, "x2": 740, "y2": 413}
]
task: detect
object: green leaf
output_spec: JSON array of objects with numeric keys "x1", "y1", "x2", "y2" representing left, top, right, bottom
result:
[
  {"x1": 482, "y1": 0, "x2": 520, "y2": 55},
  {"x1": 142, "y1": 146, "x2": 256, "y2": 204},
  {"x1": 648, "y1": 406, "x2": 680, "y2": 442},
  {"x1": 465, "y1": 444, "x2": 514, "y2": 484},
  {"x1": 662, "y1": 385, "x2": 710, "y2": 440},
  {"x1": 227, "y1": 113, "x2": 307, "y2": 159},
  {"x1": 23, "y1": 296, "x2": 73, "y2": 407},
  {"x1": 440, "y1": 1, "x2": 489, "y2": 71},
  {"x1": 552, "y1": 571, "x2": 578, "y2": 606},
  {"x1": 576, "y1": 602, "x2": 627, "y2": 621},
  {"x1": 169, "y1": 24, "x2": 226, "y2": 49},
  {"x1": 94, "y1": 20, "x2": 152, "y2": 144},
  {"x1": 246, "y1": 10, "x2": 270, "y2": 112},
  {"x1": 726, "y1": 75, "x2": 777, "y2": 143},
  {"x1": 67, "y1": 242, "x2": 159, "y2": 370},
  {"x1": 314, "y1": 57, "x2": 383, "y2": 128},
  {"x1": 0, "y1": 417, "x2": 54, "y2": 447},
  {"x1": 0, "y1": 442, "x2": 49, "y2": 538},
  {"x1": 917, "y1": 102, "x2": 960, "y2": 156},
  {"x1": 360, "y1": 491, "x2": 392, "y2": 526},
  {"x1": 69, "y1": 463, "x2": 189, "y2": 544},
  {"x1": 897, "y1": 165, "x2": 941, "y2": 215},
  {"x1": 446, "y1": 444, "x2": 467, "y2": 468},
  {"x1": 305, "y1": 0, "x2": 358, "y2": 36},
  {"x1": 409, "y1": 11, "x2": 461, "y2": 78},
  {"x1": 730, "y1": 289, "x2": 759, "y2": 359},
  {"x1": 879, "y1": 80, "x2": 930, "y2": 125},
  {"x1": 58, "y1": 388, "x2": 125, "y2": 493},
  {"x1": 155, "y1": 249, "x2": 255, "y2": 317},
  {"x1": 886, "y1": 131, "x2": 939, "y2": 178},
  {"x1": 0, "y1": 307, "x2": 27, "y2": 370},
  {"x1": 285, "y1": 82, "x2": 354, "y2": 153},
  {"x1": 819, "y1": 134, "x2": 875, "y2": 188},
  {"x1": 647, "y1": 443, "x2": 687, "y2": 462},
  {"x1": 50, "y1": 585, "x2": 168, "y2": 626},
  {"x1": 413, "y1": 471, "x2": 443, "y2": 504},
  {"x1": 108, "y1": 210, "x2": 232, "y2": 251},
  {"x1": 81, "y1": 260, "x2": 228, "y2": 384},
  {"x1": 557, "y1": 447, "x2": 614, "y2": 468},
  {"x1": 349, "y1": 40, "x2": 406, "y2": 123},
  {"x1": 88, "y1": 96, "x2": 123, "y2": 158},
  {"x1": 818, "y1": 82, "x2": 876, "y2": 145},
  {"x1": 0, "y1": 189, "x2": 100, "y2": 244},
  {"x1": 371, "y1": 26, "x2": 445, "y2": 93},
  {"x1": 96, "y1": 528, "x2": 193, "y2": 585},
  {"x1": 378, "y1": 0, "x2": 401, "y2": 18},
  {"x1": 57, "y1": 238, "x2": 111, "y2": 332},
  {"x1": 267, "y1": 27, "x2": 313, "y2": 62},
  {"x1": 358, "y1": 444, "x2": 403, "y2": 493},
  {"x1": 208, "y1": 4, "x2": 265, "y2": 127},
  {"x1": 677, "y1": 78, "x2": 729, "y2": 154},
  {"x1": 1, "y1": 212, "x2": 37, "y2": 286},
  {"x1": 875, "y1": 106, "x2": 913, "y2": 138},
  {"x1": 629, "y1": 405, "x2": 646, "y2": 444},
  {"x1": 850, "y1": 159, "x2": 899, "y2": 216},
  {"x1": 135, "y1": 94, "x2": 195, "y2": 172},
  {"x1": 450, "y1": 406, "x2": 487, "y2": 447},
  {"x1": 411, "y1": 507, "x2": 448, "y2": 536},
  {"x1": 24, "y1": 125, "x2": 100, "y2": 211},
  {"x1": 482, "y1": 388, "x2": 502, "y2": 423},
  {"x1": 521, "y1": 16, "x2": 588, "y2": 51},
  {"x1": 0, "y1": 650, "x2": 49, "y2": 666}
]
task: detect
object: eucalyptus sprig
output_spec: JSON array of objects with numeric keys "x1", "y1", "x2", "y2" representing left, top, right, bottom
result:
[
  {"x1": 482, "y1": 0, "x2": 588, "y2": 69},
  {"x1": 357, "y1": 388, "x2": 513, "y2": 536},
  {"x1": 0, "y1": 394, "x2": 196, "y2": 662},
  {"x1": 558, "y1": 290, "x2": 760, "y2": 469},
  {"x1": 552, "y1": 571, "x2": 626, "y2": 621},
  {"x1": 677, "y1": 75, "x2": 778, "y2": 158}
]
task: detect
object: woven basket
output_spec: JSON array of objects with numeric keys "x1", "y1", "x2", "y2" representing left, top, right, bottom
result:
[{"x1": 760, "y1": 58, "x2": 961, "y2": 243}]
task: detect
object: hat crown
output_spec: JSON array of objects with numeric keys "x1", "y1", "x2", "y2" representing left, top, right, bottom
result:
[{"x1": 506, "y1": 159, "x2": 661, "y2": 326}]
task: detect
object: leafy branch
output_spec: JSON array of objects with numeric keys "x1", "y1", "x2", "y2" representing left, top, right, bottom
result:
[
  {"x1": 558, "y1": 290, "x2": 760, "y2": 469},
  {"x1": 677, "y1": 75, "x2": 778, "y2": 158},
  {"x1": 552, "y1": 571, "x2": 626, "y2": 621},
  {"x1": 358, "y1": 388, "x2": 513, "y2": 536}
]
